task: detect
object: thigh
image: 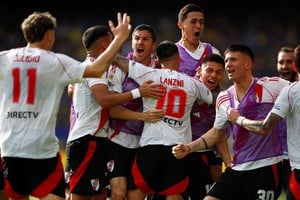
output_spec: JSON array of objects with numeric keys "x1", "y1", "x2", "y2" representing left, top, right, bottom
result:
[
  {"x1": 186, "y1": 152, "x2": 210, "y2": 200},
  {"x1": 132, "y1": 145, "x2": 189, "y2": 195},
  {"x1": 3, "y1": 155, "x2": 65, "y2": 198},
  {"x1": 106, "y1": 141, "x2": 137, "y2": 181},
  {"x1": 68, "y1": 135, "x2": 108, "y2": 196}
]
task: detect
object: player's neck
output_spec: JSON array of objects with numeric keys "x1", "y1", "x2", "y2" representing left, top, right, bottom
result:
[
  {"x1": 180, "y1": 39, "x2": 199, "y2": 52},
  {"x1": 234, "y1": 76, "x2": 254, "y2": 102},
  {"x1": 27, "y1": 42, "x2": 49, "y2": 50}
]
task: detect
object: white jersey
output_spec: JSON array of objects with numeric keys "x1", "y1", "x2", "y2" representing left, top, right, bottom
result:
[
  {"x1": 107, "y1": 60, "x2": 158, "y2": 148},
  {"x1": 0, "y1": 47, "x2": 85, "y2": 159},
  {"x1": 214, "y1": 77, "x2": 290, "y2": 170},
  {"x1": 271, "y1": 81, "x2": 300, "y2": 170},
  {"x1": 107, "y1": 65, "x2": 141, "y2": 148},
  {"x1": 128, "y1": 61, "x2": 212, "y2": 146},
  {"x1": 67, "y1": 57, "x2": 110, "y2": 142}
]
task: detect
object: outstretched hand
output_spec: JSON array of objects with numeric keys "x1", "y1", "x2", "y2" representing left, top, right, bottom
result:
[
  {"x1": 139, "y1": 80, "x2": 166, "y2": 99},
  {"x1": 172, "y1": 144, "x2": 190, "y2": 159},
  {"x1": 108, "y1": 12, "x2": 131, "y2": 43}
]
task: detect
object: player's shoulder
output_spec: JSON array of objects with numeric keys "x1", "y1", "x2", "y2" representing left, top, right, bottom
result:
[
  {"x1": 215, "y1": 90, "x2": 230, "y2": 109},
  {"x1": 257, "y1": 76, "x2": 290, "y2": 87},
  {"x1": 202, "y1": 42, "x2": 220, "y2": 55}
]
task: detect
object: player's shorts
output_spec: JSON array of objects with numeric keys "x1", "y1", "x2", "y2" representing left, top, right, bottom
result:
[
  {"x1": 208, "y1": 150, "x2": 223, "y2": 166},
  {"x1": 128, "y1": 144, "x2": 189, "y2": 196},
  {"x1": 288, "y1": 168, "x2": 300, "y2": 200},
  {"x1": 207, "y1": 162, "x2": 282, "y2": 200},
  {"x1": 106, "y1": 140, "x2": 138, "y2": 189},
  {"x1": 66, "y1": 134, "x2": 108, "y2": 196},
  {"x1": 0, "y1": 158, "x2": 4, "y2": 190},
  {"x1": 184, "y1": 151, "x2": 217, "y2": 200},
  {"x1": 279, "y1": 158, "x2": 291, "y2": 192},
  {"x1": 2, "y1": 153, "x2": 65, "y2": 199}
]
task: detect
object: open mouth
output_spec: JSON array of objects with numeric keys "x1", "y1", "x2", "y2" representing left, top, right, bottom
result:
[
  {"x1": 137, "y1": 48, "x2": 144, "y2": 53},
  {"x1": 194, "y1": 32, "x2": 200, "y2": 37}
]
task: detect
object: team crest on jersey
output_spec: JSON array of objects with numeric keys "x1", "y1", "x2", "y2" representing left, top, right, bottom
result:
[
  {"x1": 192, "y1": 112, "x2": 200, "y2": 118},
  {"x1": 91, "y1": 178, "x2": 100, "y2": 191},
  {"x1": 108, "y1": 74, "x2": 115, "y2": 81},
  {"x1": 108, "y1": 65, "x2": 117, "y2": 81},
  {"x1": 249, "y1": 94, "x2": 259, "y2": 103},
  {"x1": 107, "y1": 160, "x2": 115, "y2": 172}
]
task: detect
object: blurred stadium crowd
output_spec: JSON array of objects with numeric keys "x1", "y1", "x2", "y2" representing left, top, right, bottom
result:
[{"x1": 1, "y1": 1, "x2": 299, "y2": 144}]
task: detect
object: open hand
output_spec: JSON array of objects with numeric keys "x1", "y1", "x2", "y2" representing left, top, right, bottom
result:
[{"x1": 139, "y1": 80, "x2": 165, "y2": 99}]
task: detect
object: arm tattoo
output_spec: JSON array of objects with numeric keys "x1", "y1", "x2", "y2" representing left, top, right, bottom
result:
[
  {"x1": 115, "y1": 54, "x2": 129, "y2": 67},
  {"x1": 241, "y1": 113, "x2": 282, "y2": 135}
]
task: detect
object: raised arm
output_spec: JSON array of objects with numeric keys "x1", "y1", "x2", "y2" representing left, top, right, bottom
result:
[{"x1": 83, "y1": 13, "x2": 131, "y2": 78}]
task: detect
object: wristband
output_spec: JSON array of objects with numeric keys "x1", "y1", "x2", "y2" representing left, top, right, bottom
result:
[
  {"x1": 236, "y1": 116, "x2": 245, "y2": 126},
  {"x1": 131, "y1": 88, "x2": 141, "y2": 99}
]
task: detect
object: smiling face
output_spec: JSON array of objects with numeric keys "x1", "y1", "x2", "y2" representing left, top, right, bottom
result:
[
  {"x1": 277, "y1": 50, "x2": 295, "y2": 81},
  {"x1": 225, "y1": 51, "x2": 252, "y2": 83}
]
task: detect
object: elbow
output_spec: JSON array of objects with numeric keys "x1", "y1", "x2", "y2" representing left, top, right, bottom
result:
[
  {"x1": 96, "y1": 99, "x2": 111, "y2": 108},
  {"x1": 100, "y1": 101, "x2": 116, "y2": 109}
]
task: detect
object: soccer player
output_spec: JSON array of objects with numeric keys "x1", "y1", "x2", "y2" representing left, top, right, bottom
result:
[
  {"x1": 276, "y1": 46, "x2": 297, "y2": 198},
  {"x1": 0, "y1": 11, "x2": 131, "y2": 200},
  {"x1": 106, "y1": 24, "x2": 162, "y2": 200},
  {"x1": 227, "y1": 44, "x2": 300, "y2": 200},
  {"x1": 176, "y1": 3, "x2": 220, "y2": 77},
  {"x1": 176, "y1": 5, "x2": 223, "y2": 199},
  {"x1": 277, "y1": 46, "x2": 297, "y2": 82},
  {"x1": 185, "y1": 53, "x2": 225, "y2": 199},
  {"x1": 65, "y1": 25, "x2": 163, "y2": 200},
  {"x1": 114, "y1": 40, "x2": 212, "y2": 200},
  {"x1": 173, "y1": 44, "x2": 290, "y2": 200}
]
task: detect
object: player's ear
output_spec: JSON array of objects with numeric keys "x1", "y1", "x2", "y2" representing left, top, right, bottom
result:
[{"x1": 177, "y1": 21, "x2": 183, "y2": 29}]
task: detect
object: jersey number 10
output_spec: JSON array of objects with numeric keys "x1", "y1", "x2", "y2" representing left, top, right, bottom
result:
[{"x1": 155, "y1": 87, "x2": 186, "y2": 118}]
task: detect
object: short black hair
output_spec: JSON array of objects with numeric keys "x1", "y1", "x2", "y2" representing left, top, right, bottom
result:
[
  {"x1": 202, "y1": 54, "x2": 225, "y2": 67},
  {"x1": 156, "y1": 40, "x2": 178, "y2": 62},
  {"x1": 224, "y1": 44, "x2": 254, "y2": 61},
  {"x1": 82, "y1": 25, "x2": 111, "y2": 49},
  {"x1": 132, "y1": 24, "x2": 157, "y2": 42}
]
